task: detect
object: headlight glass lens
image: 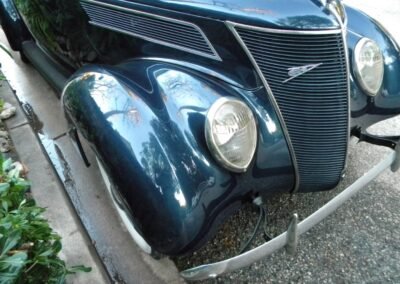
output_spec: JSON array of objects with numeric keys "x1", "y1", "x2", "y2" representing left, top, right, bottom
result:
[
  {"x1": 205, "y1": 97, "x2": 257, "y2": 172},
  {"x1": 353, "y1": 38, "x2": 384, "y2": 96}
]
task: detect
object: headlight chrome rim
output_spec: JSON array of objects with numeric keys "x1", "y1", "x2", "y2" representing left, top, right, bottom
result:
[
  {"x1": 205, "y1": 97, "x2": 258, "y2": 173},
  {"x1": 353, "y1": 37, "x2": 384, "y2": 96}
]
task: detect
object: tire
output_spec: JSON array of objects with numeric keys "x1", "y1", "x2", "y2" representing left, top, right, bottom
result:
[{"x1": 96, "y1": 157, "x2": 155, "y2": 255}]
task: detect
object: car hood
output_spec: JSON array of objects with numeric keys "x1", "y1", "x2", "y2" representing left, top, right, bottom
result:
[{"x1": 123, "y1": 0, "x2": 340, "y2": 30}]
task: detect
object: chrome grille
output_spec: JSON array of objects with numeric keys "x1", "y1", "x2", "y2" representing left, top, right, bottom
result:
[
  {"x1": 80, "y1": 0, "x2": 219, "y2": 60},
  {"x1": 235, "y1": 27, "x2": 348, "y2": 192}
]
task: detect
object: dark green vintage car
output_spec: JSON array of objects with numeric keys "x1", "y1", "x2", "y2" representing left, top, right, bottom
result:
[{"x1": 1, "y1": 0, "x2": 399, "y2": 280}]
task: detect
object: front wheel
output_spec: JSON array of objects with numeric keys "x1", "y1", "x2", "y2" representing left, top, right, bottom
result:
[{"x1": 96, "y1": 157, "x2": 158, "y2": 256}]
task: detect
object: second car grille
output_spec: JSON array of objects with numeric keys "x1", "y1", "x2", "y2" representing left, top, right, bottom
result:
[{"x1": 235, "y1": 27, "x2": 349, "y2": 192}]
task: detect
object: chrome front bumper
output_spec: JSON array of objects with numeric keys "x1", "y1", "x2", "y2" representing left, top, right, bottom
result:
[{"x1": 181, "y1": 149, "x2": 398, "y2": 281}]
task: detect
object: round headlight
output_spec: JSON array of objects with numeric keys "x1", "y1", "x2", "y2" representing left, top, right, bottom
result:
[
  {"x1": 205, "y1": 97, "x2": 257, "y2": 173},
  {"x1": 353, "y1": 38, "x2": 384, "y2": 96}
]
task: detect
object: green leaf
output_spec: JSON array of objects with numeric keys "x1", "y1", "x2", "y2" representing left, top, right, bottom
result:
[
  {"x1": 0, "y1": 184, "x2": 10, "y2": 194},
  {"x1": 0, "y1": 223, "x2": 11, "y2": 231},
  {"x1": 0, "y1": 252, "x2": 27, "y2": 271},
  {"x1": 2, "y1": 159, "x2": 12, "y2": 174},
  {"x1": 52, "y1": 240, "x2": 62, "y2": 254},
  {"x1": 52, "y1": 274, "x2": 66, "y2": 284},
  {"x1": 68, "y1": 265, "x2": 92, "y2": 273},
  {"x1": 0, "y1": 43, "x2": 12, "y2": 59},
  {"x1": 13, "y1": 180, "x2": 30, "y2": 191},
  {"x1": 1, "y1": 201, "x2": 8, "y2": 213},
  {"x1": 17, "y1": 199, "x2": 26, "y2": 210},
  {"x1": 0, "y1": 252, "x2": 27, "y2": 284},
  {"x1": 38, "y1": 249, "x2": 53, "y2": 257},
  {"x1": 0, "y1": 231, "x2": 21, "y2": 257},
  {"x1": 0, "y1": 272, "x2": 21, "y2": 284}
]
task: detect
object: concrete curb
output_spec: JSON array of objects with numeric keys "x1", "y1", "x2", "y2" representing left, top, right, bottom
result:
[{"x1": 0, "y1": 77, "x2": 110, "y2": 283}]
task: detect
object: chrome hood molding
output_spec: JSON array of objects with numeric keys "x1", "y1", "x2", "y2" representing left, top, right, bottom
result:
[{"x1": 118, "y1": 0, "x2": 342, "y2": 30}]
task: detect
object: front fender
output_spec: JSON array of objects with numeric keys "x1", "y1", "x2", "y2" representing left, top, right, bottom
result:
[
  {"x1": 62, "y1": 60, "x2": 294, "y2": 255},
  {"x1": 345, "y1": 5, "x2": 400, "y2": 128}
]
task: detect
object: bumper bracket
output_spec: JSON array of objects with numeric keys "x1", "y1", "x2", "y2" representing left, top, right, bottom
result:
[{"x1": 180, "y1": 149, "x2": 397, "y2": 281}]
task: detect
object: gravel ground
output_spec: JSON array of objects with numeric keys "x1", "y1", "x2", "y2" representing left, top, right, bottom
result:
[
  {"x1": 174, "y1": 2, "x2": 400, "y2": 283},
  {"x1": 176, "y1": 135, "x2": 400, "y2": 283}
]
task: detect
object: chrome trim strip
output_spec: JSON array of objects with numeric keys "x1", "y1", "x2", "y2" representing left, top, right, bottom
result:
[
  {"x1": 80, "y1": 0, "x2": 222, "y2": 61},
  {"x1": 180, "y1": 150, "x2": 397, "y2": 281},
  {"x1": 226, "y1": 21, "x2": 301, "y2": 192},
  {"x1": 230, "y1": 23, "x2": 342, "y2": 35},
  {"x1": 136, "y1": 57, "x2": 246, "y2": 89},
  {"x1": 329, "y1": 4, "x2": 351, "y2": 174},
  {"x1": 348, "y1": 29, "x2": 364, "y2": 38}
]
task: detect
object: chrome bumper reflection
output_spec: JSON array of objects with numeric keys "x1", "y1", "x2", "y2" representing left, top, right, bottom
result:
[{"x1": 181, "y1": 150, "x2": 397, "y2": 281}]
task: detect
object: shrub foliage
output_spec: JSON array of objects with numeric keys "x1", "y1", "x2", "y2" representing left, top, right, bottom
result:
[{"x1": 0, "y1": 157, "x2": 90, "y2": 284}]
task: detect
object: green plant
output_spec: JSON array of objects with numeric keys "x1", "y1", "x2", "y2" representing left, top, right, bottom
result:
[
  {"x1": 0, "y1": 43, "x2": 12, "y2": 59},
  {"x1": 0, "y1": 99, "x2": 5, "y2": 112},
  {"x1": 0, "y1": 42, "x2": 12, "y2": 81},
  {"x1": 0, "y1": 157, "x2": 90, "y2": 283}
]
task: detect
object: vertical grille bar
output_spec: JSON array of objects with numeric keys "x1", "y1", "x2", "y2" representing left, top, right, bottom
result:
[{"x1": 235, "y1": 27, "x2": 349, "y2": 192}]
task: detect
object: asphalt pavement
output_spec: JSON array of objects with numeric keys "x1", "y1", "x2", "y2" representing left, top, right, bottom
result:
[{"x1": 0, "y1": 1, "x2": 399, "y2": 283}]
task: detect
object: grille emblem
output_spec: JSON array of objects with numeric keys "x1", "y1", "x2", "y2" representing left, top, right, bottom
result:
[{"x1": 283, "y1": 63, "x2": 323, "y2": 83}]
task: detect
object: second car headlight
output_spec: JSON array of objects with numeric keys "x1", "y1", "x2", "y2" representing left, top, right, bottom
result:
[
  {"x1": 353, "y1": 38, "x2": 384, "y2": 96},
  {"x1": 205, "y1": 97, "x2": 257, "y2": 173}
]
